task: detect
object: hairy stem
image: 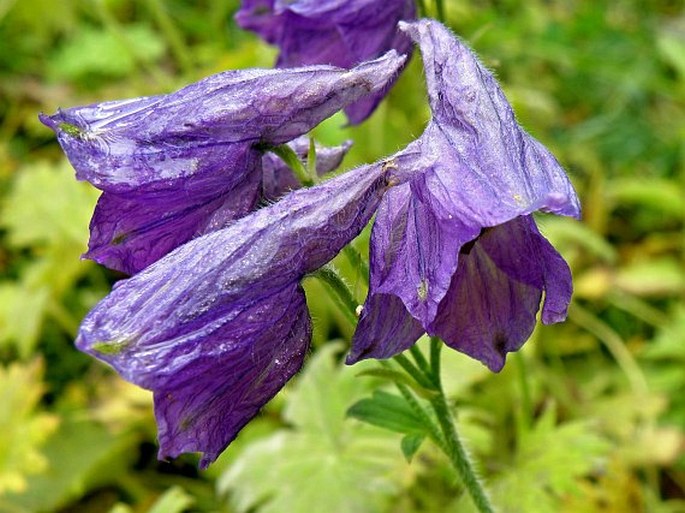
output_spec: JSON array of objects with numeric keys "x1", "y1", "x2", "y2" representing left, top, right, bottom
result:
[
  {"x1": 429, "y1": 338, "x2": 496, "y2": 513},
  {"x1": 268, "y1": 143, "x2": 314, "y2": 187},
  {"x1": 319, "y1": 268, "x2": 496, "y2": 512}
]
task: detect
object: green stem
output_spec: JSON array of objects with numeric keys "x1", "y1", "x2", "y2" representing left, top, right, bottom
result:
[
  {"x1": 306, "y1": 137, "x2": 318, "y2": 183},
  {"x1": 415, "y1": 0, "x2": 428, "y2": 17},
  {"x1": 381, "y1": 360, "x2": 445, "y2": 444},
  {"x1": 268, "y1": 143, "x2": 314, "y2": 187},
  {"x1": 409, "y1": 345, "x2": 432, "y2": 380},
  {"x1": 343, "y1": 245, "x2": 370, "y2": 285},
  {"x1": 434, "y1": 0, "x2": 446, "y2": 22},
  {"x1": 145, "y1": 0, "x2": 193, "y2": 75},
  {"x1": 313, "y1": 266, "x2": 358, "y2": 326},
  {"x1": 394, "y1": 353, "x2": 435, "y2": 390},
  {"x1": 317, "y1": 262, "x2": 495, "y2": 512},
  {"x1": 430, "y1": 336, "x2": 442, "y2": 377},
  {"x1": 429, "y1": 338, "x2": 496, "y2": 513},
  {"x1": 431, "y1": 392, "x2": 495, "y2": 513}
]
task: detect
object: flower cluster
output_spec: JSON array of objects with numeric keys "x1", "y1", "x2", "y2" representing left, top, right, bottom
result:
[{"x1": 41, "y1": 9, "x2": 579, "y2": 467}]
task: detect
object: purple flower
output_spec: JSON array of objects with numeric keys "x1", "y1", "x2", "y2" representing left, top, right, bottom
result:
[
  {"x1": 39, "y1": 52, "x2": 405, "y2": 275},
  {"x1": 235, "y1": 0, "x2": 416, "y2": 124},
  {"x1": 76, "y1": 161, "x2": 394, "y2": 468},
  {"x1": 347, "y1": 20, "x2": 581, "y2": 372}
]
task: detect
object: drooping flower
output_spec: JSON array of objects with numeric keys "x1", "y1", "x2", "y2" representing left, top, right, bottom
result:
[
  {"x1": 235, "y1": 0, "x2": 416, "y2": 124},
  {"x1": 39, "y1": 52, "x2": 405, "y2": 275},
  {"x1": 76, "y1": 160, "x2": 394, "y2": 468},
  {"x1": 347, "y1": 19, "x2": 581, "y2": 372}
]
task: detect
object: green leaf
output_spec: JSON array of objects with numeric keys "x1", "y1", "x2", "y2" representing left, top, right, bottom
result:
[
  {"x1": 615, "y1": 258, "x2": 685, "y2": 297},
  {"x1": 488, "y1": 407, "x2": 611, "y2": 513},
  {"x1": 354, "y1": 367, "x2": 438, "y2": 399},
  {"x1": 0, "y1": 160, "x2": 103, "y2": 356},
  {"x1": 0, "y1": 283, "x2": 50, "y2": 358},
  {"x1": 48, "y1": 23, "x2": 165, "y2": 80},
  {"x1": 657, "y1": 18, "x2": 685, "y2": 80},
  {"x1": 1, "y1": 160, "x2": 98, "y2": 248},
  {"x1": 400, "y1": 434, "x2": 426, "y2": 463},
  {"x1": 219, "y1": 344, "x2": 408, "y2": 513},
  {"x1": 607, "y1": 177, "x2": 685, "y2": 220},
  {"x1": 107, "y1": 486, "x2": 194, "y2": 513},
  {"x1": 641, "y1": 306, "x2": 685, "y2": 361},
  {"x1": 146, "y1": 486, "x2": 194, "y2": 513},
  {"x1": 347, "y1": 390, "x2": 429, "y2": 435},
  {"x1": 0, "y1": 359, "x2": 58, "y2": 495},
  {"x1": 1, "y1": 415, "x2": 138, "y2": 512},
  {"x1": 282, "y1": 344, "x2": 367, "y2": 432}
]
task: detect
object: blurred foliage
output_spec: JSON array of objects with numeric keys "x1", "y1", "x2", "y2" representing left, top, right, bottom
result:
[
  {"x1": 219, "y1": 344, "x2": 409, "y2": 513},
  {"x1": 0, "y1": 0, "x2": 684, "y2": 512},
  {"x1": 0, "y1": 359, "x2": 58, "y2": 495}
]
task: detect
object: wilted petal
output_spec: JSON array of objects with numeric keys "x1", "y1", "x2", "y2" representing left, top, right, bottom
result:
[
  {"x1": 369, "y1": 171, "x2": 481, "y2": 326},
  {"x1": 154, "y1": 284, "x2": 311, "y2": 468},
  {"x1": 261, "y1": 136, "x2": 352, "y2": 201},
  {"x1": 76, "y1": 160, "x2": 392, "y2": 464},
  {"x1": 234, "y1": 0, "x2": 283, "y2": 44},
  {"x1": 348, "y1": 20, "x2": 580, "y2": 369},
  {"x1": 40, "y1": 52, "x2": 404, "y2": 192},
  {"x1": 86, "y1": 147, "x2": 262, "y2": 274},
  {"x1": 428, "y1": 216, "x2": 572, "y2": 372},
  {"x1": 358, "y1": 19, "x2": 581, "y2": 327},
  {"x1": 398, "y1": 20, "x2": 580, "y2": 222},
  {"x1": 40, "y1": 53, "x2": 404, "y2": 273}
]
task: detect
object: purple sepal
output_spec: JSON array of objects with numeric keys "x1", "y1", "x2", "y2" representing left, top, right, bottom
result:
[
  {"x1": 154, "y1": 284, "x2": 311, "y2": 468},
  {"x1": 85, "y1": 147, "x2": 262, "y2": 275},
  {"x1": 346, "y1": 292, "x2": 424, "y2": 364},
  {"x1": 428, "y1": 216, "x2": 572, "y2": 372}
]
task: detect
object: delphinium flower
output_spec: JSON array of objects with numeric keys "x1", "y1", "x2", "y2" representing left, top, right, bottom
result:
[
  {"x1": 347, "y1": 19, "x2": 581, "y2": 372},
  {"x1": 75, "y1": 160, "x2": 395, "y2": 468},
  {"x1": 235, "y1": 0, "x2": 416, "y2": 124},
  {"x1": 39, "y1": 52, "x2": 404, "y2": 275}
]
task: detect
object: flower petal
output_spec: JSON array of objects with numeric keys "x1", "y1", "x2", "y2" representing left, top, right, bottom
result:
[
  {"x1": 234, "y1": 0, "x2": 283, "y2": 44},
  {"x1": 86, "y1": 147, "x2": 262, "y2": 274},
  {"x1": 369, "y1": 179, "x2": 480, "y2": 326},
  {"x1": 429, "y1": 216, "x2": 572, "y2": 372},
  {"x1": 236, "y1": 0, "x2": 415, "y2": 124},
  {"x1": 399, "y1": 20, "x2": 580, "y2": 221},
  {"x1": 40, "y1": 51, "x2": 405, "y2": 192},
  {"x1": 346, "y1": 292, "x2": 424, "y2": 364},
  {"x1": 154, "y1": 284, "x2": 311, "y2": 468}
]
